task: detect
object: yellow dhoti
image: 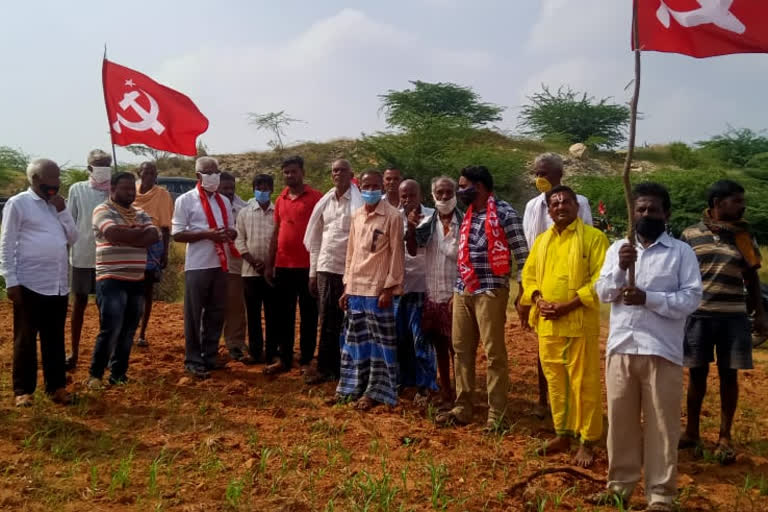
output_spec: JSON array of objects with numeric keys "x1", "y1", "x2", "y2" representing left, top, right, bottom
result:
[{"x1": 539, "y1": 335, "x2": 602, "y2": 443}]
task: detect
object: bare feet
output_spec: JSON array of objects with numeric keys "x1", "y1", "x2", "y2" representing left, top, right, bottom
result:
[
  {"x1": 354, "y1": 396, "x2": 376, "y2": 411},
  {"x1": 714, "y1": 438, "x2": 736, "y2": 465},
  {"x1": 574, "y1": 444, "x2": 595, "y2": 468},
  {"x1": 413, "y1": 391, "x2": 429, "y2": 408},
  {"x1": 537, "y1": 436, "x2": 570, "y2": 456},
  {"x1": 532, "y1": 402, "x2": 549, "y2": 420}
]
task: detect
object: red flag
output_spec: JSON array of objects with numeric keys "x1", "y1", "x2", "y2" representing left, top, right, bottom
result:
[
  {"x1": 102, "y1": 59, "x2": 208, "y2": 156},
  {"x1": 634, "y1": 0, "x2": 768, "y2": 58}
]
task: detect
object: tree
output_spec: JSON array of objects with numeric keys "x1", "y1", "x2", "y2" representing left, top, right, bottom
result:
[
  {"x1": 379, "y1": 80, "x2": 503, "y2": 130},
  {"x1": 247, "y1": 111, "x2": 303, "y2": 152},
  {"x1": 0, "y1": 146, "x2": 29, "y2": 172},
  {"x1": 696, "y1": 127, "x2": 768, "y2": 167},
  {"x1": 125, "y1": 145, "x2": 176, "y2": 162},
  {"x1": 518, "y1": 85, "x2": 631, "y2": 149}
]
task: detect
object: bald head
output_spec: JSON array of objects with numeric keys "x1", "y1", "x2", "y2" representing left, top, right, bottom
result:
[
  {"x1": 399, "y1": 179, "x2": 421, "y2": 212},
  {"x1": 27, "y1": 158, "x2": 61, "y2": 199}
]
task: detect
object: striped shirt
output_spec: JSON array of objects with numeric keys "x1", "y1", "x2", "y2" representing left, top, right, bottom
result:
[
  {"x1": 454, "y1": 199, "x2": 529, "y2": 294},
  {"x1": 235, "y1": 199, "x2": 275, "y2": 277},
  {"x1": 92, "y1": 202, "x2": 157, "y2": 281},
  {"x1": 681, "y1": 221, "x2": 754, "y2": 315}
]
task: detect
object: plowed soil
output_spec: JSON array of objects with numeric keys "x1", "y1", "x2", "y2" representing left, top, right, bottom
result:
[{"x1": 1, "y1": 301, "x2": 767, "y2": 511}]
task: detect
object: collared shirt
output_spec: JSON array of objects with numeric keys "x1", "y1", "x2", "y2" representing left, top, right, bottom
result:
[
  {"x1": 227, "y1": 195, "x2": 248, "y2": 275},
  {"x1": 681, "y1": 221, "x2": 752, "y2": 315},
  {"x1": 310, "y1": 187, "x2": 354, "y2": 277},
  {"x1": 521, "y1": 220, "x2": 608, "y2": 337},
  {"x1": 171, "y1": 189, "x2": 233, "y2": 271},
  {"x1": 523, "y1": 192, "x2": 593, "y2": 250},
  {"x1": 454, "y1": 199, "x2": 529, "y2": 294},
  {"x1": 274, "y1": 186, "x2": 323, "y2": 269},
  {"x1": 93, "y1": 202, "x2": 158, "y2": 282},
  {"x1": 0, "y1": 188, "x2": 78, "y2": 296},
  {"x1": 425, "y1": 210, "x2": 460, "y2": 303},
  {"x1": 401, "y1": 204, "x2": 435, "y2": 294},
  {"x1": 235, "y1": 199, "x2": 275, "y2": 277},
  {"x1": 67, "y1": 181, "x2": 109, "y2": 268},
  {"x1": 344, "y1": 199, "x2": 405, "y2": 297},
  {"x1": 596, "y1": 233, "x2": 703, "y2": 366}
]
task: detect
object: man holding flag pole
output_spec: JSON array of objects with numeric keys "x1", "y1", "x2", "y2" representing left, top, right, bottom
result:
[{"x1": 595, "y1": 1, "x2": 768, "y2": 509}]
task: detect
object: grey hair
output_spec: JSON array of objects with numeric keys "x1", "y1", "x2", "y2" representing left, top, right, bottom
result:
[
  {"x1": 26, "y1": 158, "x2": 58, "y2": 184},
  {"x1": 431, "y1": 175, "x2": 456, "y2": 194},
  {"x1": 331, "y1": 158, "x2": 351, "y2": 169},
  {"x1": 87, "y1": 149, "x2": 112, "y2": 165},
  {"x1": 534, "y1": 152, "x2": 564, "y2": 171},
  {"x1": 195, "y1": 156, "x2": 219, "y2": 173}
]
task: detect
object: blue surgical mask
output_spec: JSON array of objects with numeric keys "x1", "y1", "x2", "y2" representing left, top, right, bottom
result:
[
  {"x1": 361, "y1": 190, "x2": 382, "y2": 205},
  {"x1": 253, "y1": 189, "x2": 271, "y2": 203}
]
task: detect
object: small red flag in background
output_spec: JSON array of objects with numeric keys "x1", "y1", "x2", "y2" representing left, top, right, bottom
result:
[
  {"x1": 634, "y1": 0, "x2": 768, "y2": 58},
  {"x1": 102, "y1": 59, "x2": 208, "y2": 156}
]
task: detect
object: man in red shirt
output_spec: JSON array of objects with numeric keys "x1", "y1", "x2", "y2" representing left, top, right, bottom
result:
[{"x1": 265, "y1": 156, "x2": 323, "y2": 375}]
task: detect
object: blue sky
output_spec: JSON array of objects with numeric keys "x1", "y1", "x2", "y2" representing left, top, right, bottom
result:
[{"x1": 1, "y1": 0, "x2": 766, "y2": 167}]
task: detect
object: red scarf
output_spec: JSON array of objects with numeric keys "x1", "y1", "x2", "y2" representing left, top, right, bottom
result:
[
  {"x1": 457, "y1": 195, "x2": 510, "y2": 293},
  {"x1": 197, "y1": 182, "x2": 240, "y2": 272}
]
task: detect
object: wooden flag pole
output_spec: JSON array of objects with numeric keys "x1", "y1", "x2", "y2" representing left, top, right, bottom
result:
[{"x1": 623, "y1": 1, "x2": 642, "y2": 286}]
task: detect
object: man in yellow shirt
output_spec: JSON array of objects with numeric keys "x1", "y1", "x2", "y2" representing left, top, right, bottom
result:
[{"x1": 521, "y1": 185, "x2": 609, "y2": 468}]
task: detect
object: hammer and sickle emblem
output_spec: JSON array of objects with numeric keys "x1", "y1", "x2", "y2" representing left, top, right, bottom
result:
[
  {"x1": 657, "y1": 0, "x2": 746, "y2": 35},
  {"x1": 112, "y1": 89, "x2": 166, "y2": 135}
]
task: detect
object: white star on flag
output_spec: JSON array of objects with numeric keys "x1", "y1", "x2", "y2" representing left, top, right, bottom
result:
[{"x1": 124, "y1": 79, "x2": 135, "y2": 87}]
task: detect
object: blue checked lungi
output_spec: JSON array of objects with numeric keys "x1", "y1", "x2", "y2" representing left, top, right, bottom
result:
[
  {"x1": 336, "y1": 296, "x2": 399, "y2": 406},
  {"x1": 394, "y1": 292, "x2": 438, "y2": 391}
]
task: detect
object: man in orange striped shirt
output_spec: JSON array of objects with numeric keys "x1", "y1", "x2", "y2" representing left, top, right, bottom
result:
[{"x1": 87, "y1": 172, "x2": 160, "y2": 390}]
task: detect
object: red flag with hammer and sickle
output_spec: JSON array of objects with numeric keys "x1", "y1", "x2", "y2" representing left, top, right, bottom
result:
[
  {"x1": 102, "y1": 59, "x2": 209, "y2": 156},
  {"x1": 634, "y1": 0, "x2": 768, "y2": 58}
]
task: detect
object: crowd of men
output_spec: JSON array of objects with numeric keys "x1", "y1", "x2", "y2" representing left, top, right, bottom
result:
[{"x1": 1, "y1": 149, "x2": 765, "y2": 512}]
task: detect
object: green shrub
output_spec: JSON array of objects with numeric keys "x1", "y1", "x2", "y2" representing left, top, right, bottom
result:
[
  {"x1": 696, "y1": 128, "x2": 768, "y2": 167},
  {"x1": 153, "y1": 242, "x2": 185, "y2": 302},
  {"x1": 668, "y1": 142, "x2": 700, "y2": 169},
  {"x1": 747, "y1": 152, "x2": 768, "y2": 170}
]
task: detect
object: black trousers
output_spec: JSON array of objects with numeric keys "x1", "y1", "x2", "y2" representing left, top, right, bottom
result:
[
  {"x1": 243, "y1": 276, "x2": 278, "y2": 362},
  {"x1": 275, "y1": 267, "x2": 318, "y2": 367},
  {"x1": 316, "y1": 272, "x2": 345, "y2": 379},
  {"x1": 13, "y1": 287, "x2": 68, "y2": 396},
  {"x1": 183, "y1": 268, "x2": 227, "y2": 370}
]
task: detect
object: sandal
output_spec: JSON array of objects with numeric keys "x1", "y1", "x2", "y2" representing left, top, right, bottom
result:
[
  {"x1": 136, "y1": 338, "x2": 149, "y2": 348},
  {"x1": 435, "y1": 409, "x2": 469, "y2": 427}
]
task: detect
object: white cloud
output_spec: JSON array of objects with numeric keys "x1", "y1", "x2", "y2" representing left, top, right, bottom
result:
[{"x1": 154, "y1": 8, "x2": 504, "y2": 155}]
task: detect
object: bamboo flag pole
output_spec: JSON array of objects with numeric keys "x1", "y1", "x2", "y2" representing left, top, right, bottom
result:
[
  {"x1": 623, "y1": 1, "x2": 642, "y2": 287},
  {"x1": 103, "y1": 44, "x2": 119, "y2": 172}
]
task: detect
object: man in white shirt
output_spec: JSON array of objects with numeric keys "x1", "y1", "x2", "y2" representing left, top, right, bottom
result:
[
  {"x1": 66, "y1": 149, "x2": 113, "y2": 371},
  {"x1": 217, "y1": 172, "x2": 254, "y2": 365},
  {"x1": 236, "y1": 174, "x2": 277, "y2": 364},
  {"x1": 398, "y1": 179, "x2": 438, "y2": 405},
  {"x1": 523, "y1": 152, "x2": 593, "y2": 419},
  {"x1": 595, "y1": 182, "x2": 702, "y2": 511},
  {"x1": 304, "y1": 159, "x2": 362, "y2": 384},
  {"x1": 172, "y1": 157, "x2": 237, "y2": 380},
  {"x1": 0, "y1": 159, "x2": 78, "y2": 407},
  {"x1": 418, "y1": 176, "x2": 461, "y2": 405}
]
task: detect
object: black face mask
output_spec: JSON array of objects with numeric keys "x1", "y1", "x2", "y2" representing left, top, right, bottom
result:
[
  {"x1": 636, "y1": 217, "x2": 666, "y2": 241},
  {"x1": 457, "y1": 186, "x2": 477, "y2": 207},
  {"x1": 39, "y1": 184, "x2": 59, "y2": 199}
]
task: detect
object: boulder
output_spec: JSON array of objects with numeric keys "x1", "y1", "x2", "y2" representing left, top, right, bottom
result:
[{"x1": 569, "y1": 143, "x2": 589, "y2": 159}]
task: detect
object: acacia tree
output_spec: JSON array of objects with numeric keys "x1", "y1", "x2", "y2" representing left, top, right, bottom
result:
[
  {"x1": 518, "y1": 85, "x2": 631, "y2": 149},
  {"x1": 379, "y1": 80, "x2": 504, "y2": 130},
  {"x1": 696, "y1": 127, "x2": 768, "y2": 167},
  {"x1": 247, "y1": 111, "x2": 303, "y2": 152}
]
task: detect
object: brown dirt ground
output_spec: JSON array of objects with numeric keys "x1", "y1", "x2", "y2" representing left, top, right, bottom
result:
[{"x1": 1, "y1": 301, "x2": 768, "y2": 511}]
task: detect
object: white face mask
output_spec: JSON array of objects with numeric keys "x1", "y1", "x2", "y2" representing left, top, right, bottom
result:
[
  {"x1": 200, "y1": 172, "x2": 221, "y2": 192},
  {"x1": 433, "y1": 196, "x2": 457, "y2": 215},
  {"x1": 90, "y1": 166, "x2": 112, "y2": 183}
]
